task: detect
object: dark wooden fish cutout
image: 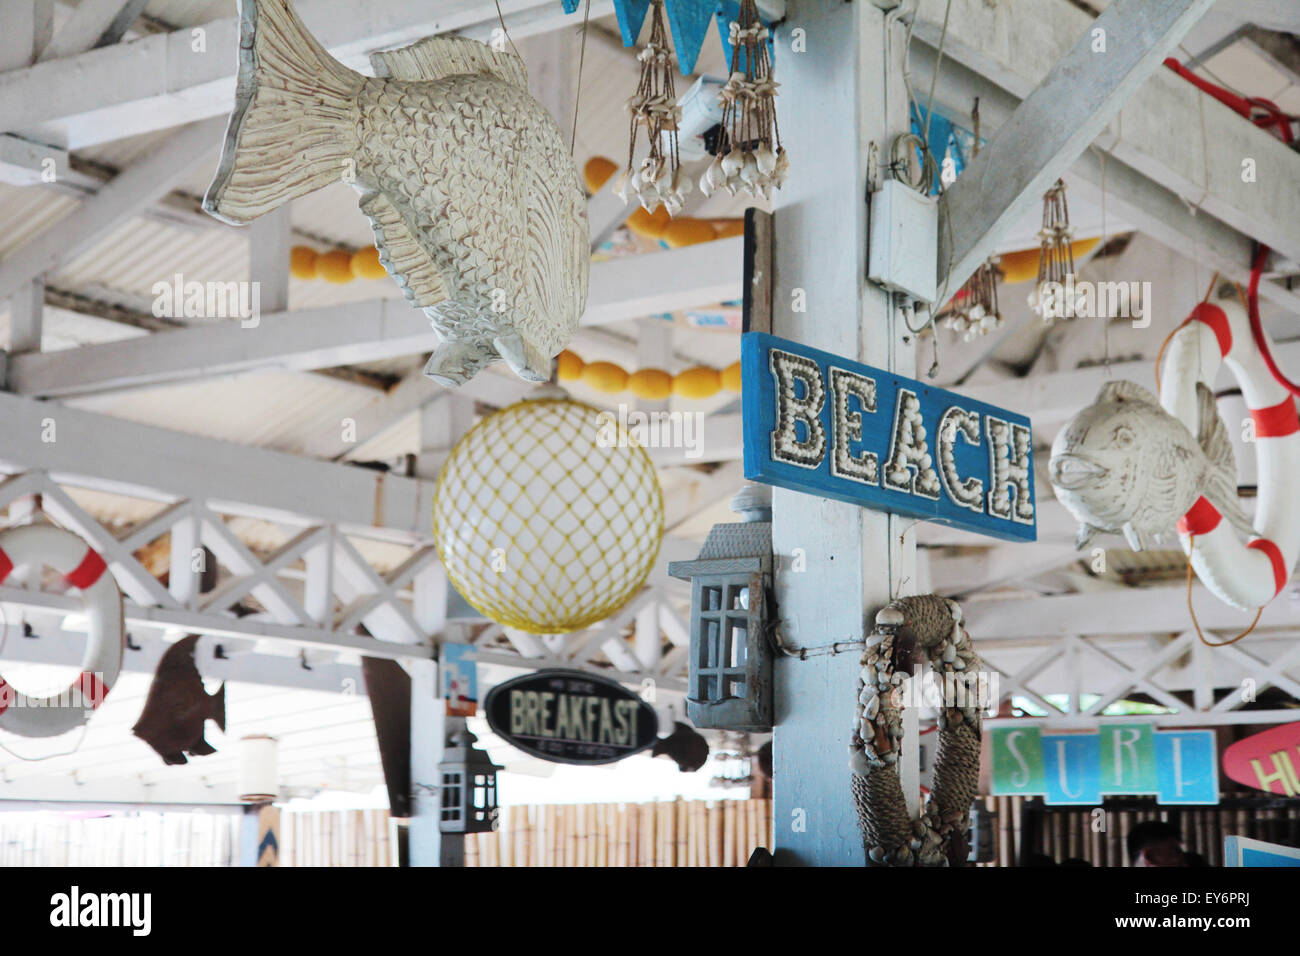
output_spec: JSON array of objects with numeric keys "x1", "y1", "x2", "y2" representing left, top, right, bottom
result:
[
  {"x1": 651, "y1": 721, "x2": 710, "y2": 772},
  {"x1": 361, "y1": 657, "x2": 411, "y2": 817},
  {"x1": 132, "y1": 634, "x2": 225, "y2": 765}
]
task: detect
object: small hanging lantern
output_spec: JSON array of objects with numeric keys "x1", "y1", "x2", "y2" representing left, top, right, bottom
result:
[
  {"x1": 437, "y1": 726, "x2": 502, "y2": 834},
  {"x1": 238, "y1": 734, "x2": 279, "y2": 804},
  {"x1": 1028, "y1": 179, "x2": 1074, "y2": 322},
  {"x1": 667, "y1": 485, "x2": 774, "y2": 732},
  {"x1": 620, "y1": 0, "x2": 692, "y2": 215},
  {"x1": 701, "y1": 0, "x2": 787, "y2": 199}
]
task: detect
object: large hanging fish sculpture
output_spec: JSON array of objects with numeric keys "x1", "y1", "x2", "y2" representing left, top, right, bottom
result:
[
  {"x1": 1049, "y1": 379, "x2": 1252, "y2": 551},
  {"x1": 132, "y1": 635, "x2": 226, "y2": 766},
  {"x1": 203, "y1": 0, "x2": 589, "y2": 387}
]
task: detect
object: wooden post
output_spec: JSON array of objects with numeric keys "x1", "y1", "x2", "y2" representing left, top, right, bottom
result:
[{"x1": 769, "y1": 0, "x2": 915, "y2": 866}]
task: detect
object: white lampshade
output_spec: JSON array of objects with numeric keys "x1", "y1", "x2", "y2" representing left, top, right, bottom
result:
[{"x1": 238, "y1": 734, "x2": 279, "y2": 803}]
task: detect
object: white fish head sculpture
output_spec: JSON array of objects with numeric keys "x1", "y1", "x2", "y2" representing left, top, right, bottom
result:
[{"x1": 1049, "y1": 380, "x2": 1172, "y2": 549}]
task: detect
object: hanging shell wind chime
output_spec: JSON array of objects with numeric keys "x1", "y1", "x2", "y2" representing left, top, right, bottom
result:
[
  {"x1": 941, "y1": 102, "x2": 1004, "y2": 341},
  {"x1": 620, "y1": 0, "x2": 692, "y2": 215},
  {"x1": 701, "y1": 0, "x2": 788, "y2": 199},
  {"x1": 1028, "y1": 178, "x2": 1075, "y2": 322}
]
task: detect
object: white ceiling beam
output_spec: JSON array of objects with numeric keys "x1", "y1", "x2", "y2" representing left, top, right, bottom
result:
[
  {"x1": 910, "y1": 43, "x2": 1300, "y2": 318},
  {"x1": 926, "y1": 542, "x2": 1083, "y2": 595},
  {"x1": 0, "y1": 394, "x2": 435, "y2": 541},
  {"x1": 916, "y1": 0, "x2": 1300, "y2": 281},
  {"x1": 37, "y1": 0, "x2": 148, "y2": 62},
  {"x1": 0, "y1": 1, "x2": 54, "y2": 72},
  {"x1": 965, "y1": 583, "x2": 1300, "y2": 639},
  {"x1": 1224, "y1": 0, "x2": 1300, "y2": 33},
  {"x1": 0, "y1": 0, "x2": 573, "y2": 150},
  {"x1": 0, "y1": 117, "x2": 224, "y2": 303},
  {"x1": 931, "y1": 0, "x2": 1216, "y2": 297},
  {"x1": 9, "y1": 241, "x2": 741, "y2": 399},
  {"x1": 9, "y1": 298, "x2": 435, "y2": 397}
]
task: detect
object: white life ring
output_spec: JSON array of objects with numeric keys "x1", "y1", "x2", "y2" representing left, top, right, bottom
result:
[
  {"x1": 0, "y1": 525, "x2": 124, "y2": 737},
  {"x1": 1159, "y1": 298, "x2": 1300, "y2": 610}
]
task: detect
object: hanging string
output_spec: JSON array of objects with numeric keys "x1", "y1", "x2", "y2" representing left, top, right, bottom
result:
[
  {"x1": 491, "y1": 0, "x2": 522, "y2": 61},
  {"x1": 1154, "y1": 270, "x2": 1219, "y2": 394},
  {"x1": 1183, "y1": 534, "x2": 1262, "y2": 647},
  {"x1": 570, "y1": 0, "x2": 593, "y2": 155}
]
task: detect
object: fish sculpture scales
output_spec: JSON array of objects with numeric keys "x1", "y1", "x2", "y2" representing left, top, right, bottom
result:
[
  {"x1": 1049, "y1": 379, "x2": 1252, "y2": 552},
  {"x1": 203, "y1": 0, "x2": 590, "y2": 387},
  {"x1": 132, "y1": 635, "x2": 226, "y2": 766}
]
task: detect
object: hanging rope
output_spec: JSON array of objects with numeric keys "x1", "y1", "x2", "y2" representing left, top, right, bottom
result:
[
  {"x1": 621, "y1": 0, "x2": 691, "y2": 214},
  {"x1": 1184, "y1": 534, "x2": 1263, "y2": 647}
]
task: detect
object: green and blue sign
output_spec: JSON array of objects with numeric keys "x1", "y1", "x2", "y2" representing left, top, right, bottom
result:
[
  {"x1": 741, "y1": 333, "x2": 1037, "y2": 542},
  {"x1": 991, "y1": 725, "x2": 1219, "y2": 805}
]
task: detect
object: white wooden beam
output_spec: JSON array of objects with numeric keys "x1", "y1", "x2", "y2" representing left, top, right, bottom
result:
[
  {"x1": 10, "y1": 241, "x2": 742, "y2": 398},
  {"x1": 909, "y1": 42, "x2": 1300, "y2": 318},
  {"x1": 6, "y1": 277, "x2": 43, "y2": 352},
  {"x1": 248, "y1": 205, "x2": 291, "y2": 315},
  {"x1": 0, "y1": 118, "x2": 224, "y2": 303},
  {"x1": 965, "y1": 583, "x2": 1300, "y2": 639},
  {"x1": 933, "y1": 0, "x2": 1216, "y2": 297},
  {"x1": 926, "y1": 543, "x2": 1082, "y2": 595},
  {"x1": 915, "y1": 0, "x2": 1300, "y2": 281},
  {"x1": 0, "y1": 1, "x2": 54, "y2": 71},
  {"x1": 38, "y1": 0, "x2": 147, "y2": 62},
  {"x1": 0, "y1": 392, "x2": 434, "y2": 540},
  {"x1": 1226, "y1": 0, "x2": 1300, "y2": 33},
  {"x1": 0, "y1": 0, "x2": 572, "y2": 150}
]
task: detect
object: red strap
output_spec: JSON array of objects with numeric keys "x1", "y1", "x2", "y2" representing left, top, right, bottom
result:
[
  {"x1": 65, "y1": 548, "x2": 106, "y2": 590},
  {"x1": 1191, "y1": 302, "x2": 1232, "y2": 357},
  {"x1": 0, "y1": 548, "x2": 11, "y2": 585},
  {"x1": 1178, "y1": 496, "x2": 1222, "y2": 535},
  {"x1": 0, "y1": 679, "x2": 9, "y2": 716},
  {"x1": 1251, "y1": 398, "x2": 1300, "y2": 438},
  {"x1": 1247, "y1": 538, "x2": 1288, "y2": 597},
  {"x1": 77, "y1": 672, "x2": 108, "y2": 709}
]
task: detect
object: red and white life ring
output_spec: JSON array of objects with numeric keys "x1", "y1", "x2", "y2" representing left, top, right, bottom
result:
[
  {"x1": 0, "y1": 525, "x2": 124, "y2": 737},
  {"x1": 1159, "y1": 298, "x2": 1300, "y2": 610}
]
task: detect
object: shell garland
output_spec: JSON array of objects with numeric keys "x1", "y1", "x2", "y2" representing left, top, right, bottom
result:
[
  {"x1": 621, "y1": 0, "x2": 692, "y2": 216},
  {"x1": 850, "y1": 596, "x2": 984, "y2": 867}
]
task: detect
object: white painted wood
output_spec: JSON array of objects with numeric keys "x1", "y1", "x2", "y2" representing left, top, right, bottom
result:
[
  {"x1": 0, "y1": 390, "x2": 435, "y2": 539},
  {"x1": 416, "y1": 393, "x2": 474, "y2": 479},
  {"x1": 965, "y1": 583, "x2": 1300, "y2": 638},
  {"x1": 0, "y1": 0, "x2": 573, "y2": 151},
  {"x1": 908, "y1": 42, "x2": 1300, "y2": 318},
  {"x1": 298, "y1": 370, "x2": 443, "y2": 461},
  {"x1": 9, "y1": 241, "x2": 742, "y2": 399},
  {"x1": 0, "y1": 118, "x2": 225, "y2": 303},
  {"x1": 38, "y1": 0, "x2": 143, "y2": 62},
  {"x1": 933, "y1": 0, "x2": 1216, "y2": 298},
  {"x1": 770, "y1": 0, "x2": 914, "y2": 867},
  {"x1": 7, "y1": 277, "x2": 43, "y2": 353},
  {"x1": 247, "y1": 205, "x2": 291, "y2": 315},
  {"x1": 0, "y1": 1, "x2": 53, "y2": 71},
  {"x1": 408, "y1": 657, "x2": 443, "y2": 866},
  {"x1": 1226, "y1": 0, "x2": 1300, "y2": 32}
]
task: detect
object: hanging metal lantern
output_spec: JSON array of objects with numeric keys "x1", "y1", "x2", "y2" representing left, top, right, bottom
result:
[
  {"x1": 437, "y1": 726, "x2": 502, "y2": 834},
  {"x1": 667, "y1": 485, "x2": 773, "y2": 732}
]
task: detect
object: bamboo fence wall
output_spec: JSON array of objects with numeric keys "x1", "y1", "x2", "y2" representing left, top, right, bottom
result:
[
  {"x1": 2, "y1": 797, "x2": 1294, "y2": 866},
  {"x1": 978, "y1": 795, "x2": 1300, "y2": 867},
  {"x1": 466, "y1": 799, "x2": 773, "y2": 867}
]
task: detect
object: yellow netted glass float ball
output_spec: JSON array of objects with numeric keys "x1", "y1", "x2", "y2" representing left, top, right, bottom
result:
[{"x1": 431, "y1": 393, "x2": 664, "y2": 634}]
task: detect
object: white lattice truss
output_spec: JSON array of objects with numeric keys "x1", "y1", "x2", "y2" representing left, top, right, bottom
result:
[
  {"x1": 977, "y1": 631, "x2": 1300, "y2": 729},
  {"x1": 0, "y1": 470, "x2": 689, "y2": 693}
]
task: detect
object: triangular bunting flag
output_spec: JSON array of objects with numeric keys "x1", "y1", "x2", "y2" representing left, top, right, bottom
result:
[
  {"x1": 612, "y1": 0, "x2": 653, "y2": 46},
  {"x1": 664, "y1": 0, "x2": 718, "y2": 75}
]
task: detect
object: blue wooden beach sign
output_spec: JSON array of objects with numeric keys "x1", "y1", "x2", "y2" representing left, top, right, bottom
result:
[{"x1": 741, "y1": 333, "x2": 1037, "y2": 542}]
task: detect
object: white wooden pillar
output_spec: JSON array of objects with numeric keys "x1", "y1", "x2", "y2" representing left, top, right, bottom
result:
[
  {"x1": 8, "y1": 278, "x2": 43, "y2": 354},
  {"x1": 769, "y1": 0, "x2": 916, "y2": 866},
  {"x1": 408, "y1": 655, "x2": 445, "y2": 867}
]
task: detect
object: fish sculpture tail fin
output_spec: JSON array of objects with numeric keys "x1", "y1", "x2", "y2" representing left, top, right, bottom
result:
[
  {"x1": 203, "y1": 0, "x2": 363, "y2": 224},
  {"x1": 211, "y1": 682, "x2": 227, "y2": 733}
]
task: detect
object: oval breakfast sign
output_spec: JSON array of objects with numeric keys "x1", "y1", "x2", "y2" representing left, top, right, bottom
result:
[
  {"x1": 484, "y1": 670, "x2": 660, "y2": 765},
  {"x1": 741, "y1": 332, "x2": 1038, "y2": 541}
]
